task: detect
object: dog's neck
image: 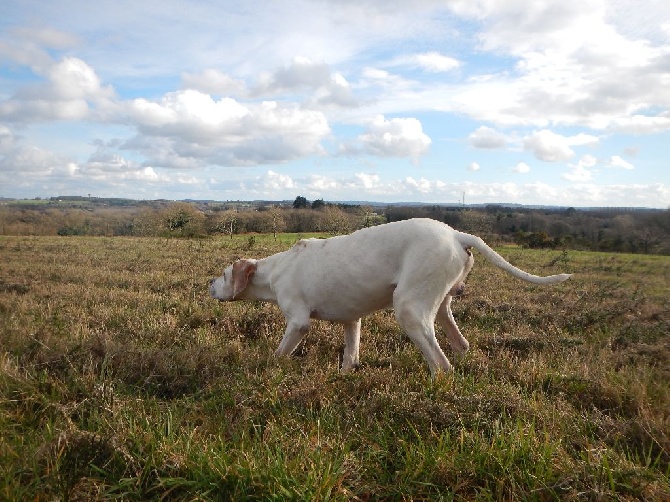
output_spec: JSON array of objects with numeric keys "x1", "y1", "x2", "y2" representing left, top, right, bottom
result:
[{"x1": 239, "y1": 253, "x2": 281, "y2": 303}]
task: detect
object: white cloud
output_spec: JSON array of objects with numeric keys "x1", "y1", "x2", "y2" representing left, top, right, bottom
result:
[
  {"x1": 45, "y1": 57, "x2": 109, "y2": 101},
  {"x1": 253, "y1": 57, "x2": 358, "y2": 108},
  {"x1": 263, "y1": 170, "x2": 296, "y2": 190},
  {"x1": 609, "y1": 114, "x2": 670, "y2": 134},
  {"x1": 306, "y1": 174, "x2": 339, "y2": 192},
  {"x1": 562, "y1": 154, "x2": 597, "y2": 182},
  {"x1": 0, "y1": 145, "x2": 70, "y2": 176},
  {"x1": 623, "y1": 146, "x2": 639, "y2": 157},
  {"x1": 129, "y1": 90, "x2": 249, "y2": 128},
  {"x1": 353, "y1": 172, "x2": 381, "y2": 189},
  {"x1": 524, "y1": 130, "x2": 575, "y2": 162},
  {"x1": 386, "y1": 52, "x2": 461, "y2": 73},
  {"x1": 358, "y1": 115, "x2": 431, "y2": 159},
  {"x1": 84, "y1": 151, "x2": 139, "y2": 174},
  {"x1": 1, "y1": 1, "x2": 668, "y2": 208},
  {"x1": 181, "y1": 69, "x2": 247, "y2": 96},
  {"x1": 0, "y1": 141, "x2": 183, "y2": 190},
  {"x1": 512, "y1": 162, "x2": 530, "y2": 173},
  {"x1": 0, "y1": 26, "x2": 79, "y2": 73},
  {"x1": 468, "y1": 126, "x2": 508, "y2": 149},
  {"x1": 403, "y1": 176, "x2": 447, "y2": 194},
  {"x1": 442, "y1": 0, "x2": 670, "y2": 130},
  {"x1": 358, "y1": 67, "x2": 417, "y2": 95},
  {"x1": 78, "y1": 148, "x2": 175, "y2": 184},
  {"x1": 524, "y1": 129, "x2": 598, "y2": 162},
  {"x1": 0, "y1": 57, "x2": 115, "y2": 123},
  {"x1": 126, "y1": 90, "x2": 330, "y2": 167},
  {"x1": 415, "y1": 52, "x2": 461, "y2": 73},
  {"x1": 468, "y1": 162, "x2": 481, "y2": 171},
  {"x1": 0, "y1": 126, "x2": 17, "y2": 153},
  {"x1": 174, "y1": 173, "x2": 200, "y2": 184},
  {"x1": 607, "y1": 155, "x2": 634, "y2": 170},
  {"x1": 256, "y1": 56, "x2": 332, "y2": 92}
]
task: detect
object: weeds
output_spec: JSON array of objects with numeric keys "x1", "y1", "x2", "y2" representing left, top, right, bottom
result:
[{"x1": 0, "y1": 236, "x2": 668, "y2": 499}]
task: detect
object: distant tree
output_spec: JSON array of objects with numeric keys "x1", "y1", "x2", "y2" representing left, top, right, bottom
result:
[
  {"x1": 270, "y1": 207, "x2": 286, "y2": 240},
  {"x1": 161, "y1": 203, "x2": 205, "y2": 237},
  {"x1": 321, "y1": 206, "x2": 352, "y2": 235},
  {"x1": 293, "y1": 196, "x2": 309, "y2": 209},
  {"x1": 311, "y1": 198, "x2": 325, "y2": 210},
  {"x1": 211, "y1": 210, "x2": 238, "y2": 239}
]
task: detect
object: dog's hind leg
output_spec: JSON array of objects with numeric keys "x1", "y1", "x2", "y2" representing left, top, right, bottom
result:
[
  {"x1": 393, "y1": 295, "x2": 452, "y2": 377},
  {"x1": 436, "y1": 295, "x2": 470, "y2": 353}
]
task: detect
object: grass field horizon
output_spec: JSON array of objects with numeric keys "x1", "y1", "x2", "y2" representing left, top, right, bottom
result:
[{"x1": 1, "y1": 233, "x2": 668, "y2": 500}]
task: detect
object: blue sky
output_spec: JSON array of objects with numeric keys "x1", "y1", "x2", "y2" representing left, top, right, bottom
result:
[{"x1": 1, "y1": 0, "x2": 669, "y2": 207}]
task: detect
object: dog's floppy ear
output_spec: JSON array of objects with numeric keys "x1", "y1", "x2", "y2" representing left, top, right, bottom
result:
[{"x1": 232, "y1": 259, "x2": 257, "y2": 299}]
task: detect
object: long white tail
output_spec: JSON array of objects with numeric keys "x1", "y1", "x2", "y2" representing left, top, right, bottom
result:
[{"x1": 455, "y1": 231, "x2": 571, "y2": 285}]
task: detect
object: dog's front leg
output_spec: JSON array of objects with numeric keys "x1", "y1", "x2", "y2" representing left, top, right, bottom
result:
[
  {"x1": 275, "y1": 317, "x2": 310, "y2": 357},
  {"x1": 342, "y1": 319, "x2": 361, "y2": 371}
]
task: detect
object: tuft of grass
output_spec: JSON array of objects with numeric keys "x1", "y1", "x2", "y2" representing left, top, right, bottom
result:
[{"x1": 0, "y1": 236, "x2": 668, "y2": 500}]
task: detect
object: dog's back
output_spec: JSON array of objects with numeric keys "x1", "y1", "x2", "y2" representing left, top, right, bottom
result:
[{"x1": 270, "y1": 219, "x2": 467, "y2": 322}]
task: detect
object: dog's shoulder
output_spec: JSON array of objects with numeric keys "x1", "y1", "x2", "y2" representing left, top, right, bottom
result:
[{"x1": 290, "y1": 237, "x2": 327, "y2": 253}]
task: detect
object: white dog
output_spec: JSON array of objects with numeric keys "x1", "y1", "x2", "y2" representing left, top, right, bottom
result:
[{"x1": 209, "y1": 218, "x2": 570, "y2": 376}]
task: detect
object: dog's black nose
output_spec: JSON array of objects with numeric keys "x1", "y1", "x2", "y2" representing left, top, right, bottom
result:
[{"x1": 208, "y1": 278, "x2": 215, "y2": 286}]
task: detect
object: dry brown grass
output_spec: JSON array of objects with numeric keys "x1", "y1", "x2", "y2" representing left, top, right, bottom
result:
[{"x1": 1, "y1": 234, "x2": 668, "y2": 500}]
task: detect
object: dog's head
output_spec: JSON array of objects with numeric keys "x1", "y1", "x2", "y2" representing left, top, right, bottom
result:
[{"x1": 209, "y1": 259, "x2": 257, "y2": 301}]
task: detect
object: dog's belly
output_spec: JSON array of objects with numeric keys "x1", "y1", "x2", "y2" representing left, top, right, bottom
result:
[{"x1": 307, "y1": 285, "x2": 395, "y2": 322}]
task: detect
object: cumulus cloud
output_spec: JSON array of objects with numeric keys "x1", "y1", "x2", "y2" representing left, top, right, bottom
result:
[
  {"x1": 0, "y1": 57, "x2": 115, "y2": 123},
  {"x1": 125, "y1": 90, "x2": 330, "y2": 167},
  {"x1": 267, "y1": 172, "x2": 668, "y2": 207},
  {"x1": 181, "y1": 69, "x2": 247, "y2": 96},
  {"x1": 524, "y1": 130, "x2": 575, "y2": 162},
  {"x1": 263, "y1": 170, "x2": 296, "y2": 190},
  {"x1": 415, "y1": 52, "x2": 461, "y2": 73},
  {"x1": 0, "y1": 145, "x2": 73, "y2": 177},
  {"x1": 524, "y1": 129, "x2": 599, "y2": 162},
  {"x1": 353, "y1": 172, "x2": 381, "y2": 189},
  {"x1": 0, "y1": 125, "x2": 17, "y2": 153},
  {"x1": 512, "y1": 162, "x2": 530, "y2": 173},
  {"x1": 607, "y1": 155, "x2": 634, "y2": 170},
  {"x1": 84, "y1": 150, "x2": 140, "y2": 174},
  {"x1": 403, "y1": 176, "x2": 447, "y2": 194},
  {"x1": 443, "y1": 0, "x2": 670, "y2": 130},
  {"x1": 358, "y1": 67, "x2": 417, "y2": 95},
  {"x1": 467, "y1": 162, "x2": 481, "y2": 171},
  {"x1": 387, "y1": 52, "x2": 461, "y2": 73},
  {"x1": 253, "y1": 57, "x2": 358, "y2": 108},
  {"x1": 1, "y1": 2, "x2": 668, "y2": 207},
  {"x1": 468, "y1": 126, "x2": 508, "y2": 149},
  {"x1": 0, "y1": 136, "x2": 201, "y2": 193},
  {"x1": 1, "y1": 55, "x2": 336, "y2": 170},
  {"x1": 76, "y1": 148, "x2": 181, "y2": 184},
  {"x1": 358, "y1": 115, "x2": 431, "y2": 159},
  {"x1": 306, "y1": 174, "x2": 340, "y2": 192},
  {"x1": 562, "y1": 154, "x2": 597, "y2": 182},
  {"x1": 0, "y1": 26, "x2": 79, "y2": 73},
  {"x1": 608, "y1": 114, "x2": 670, "y2": 134}
]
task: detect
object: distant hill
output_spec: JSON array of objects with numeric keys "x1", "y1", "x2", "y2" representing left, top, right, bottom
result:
[{"x1": 1, "y1": 195, "x2": 664, "y2": 213}]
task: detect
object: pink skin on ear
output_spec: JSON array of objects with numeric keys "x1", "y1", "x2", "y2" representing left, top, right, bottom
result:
[{"x1": 232, "y1": 260, "x2": 257, "y2": 299}]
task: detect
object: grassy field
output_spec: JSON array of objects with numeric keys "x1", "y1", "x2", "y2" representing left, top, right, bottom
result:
[{"x1": 0, "y1": 234, "x2": 668, "y2": 500}]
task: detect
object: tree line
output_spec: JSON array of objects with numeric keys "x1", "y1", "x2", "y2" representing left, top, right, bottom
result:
[{"x1": 1, "y1": 196, "x2": 668, "y2": 254}]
